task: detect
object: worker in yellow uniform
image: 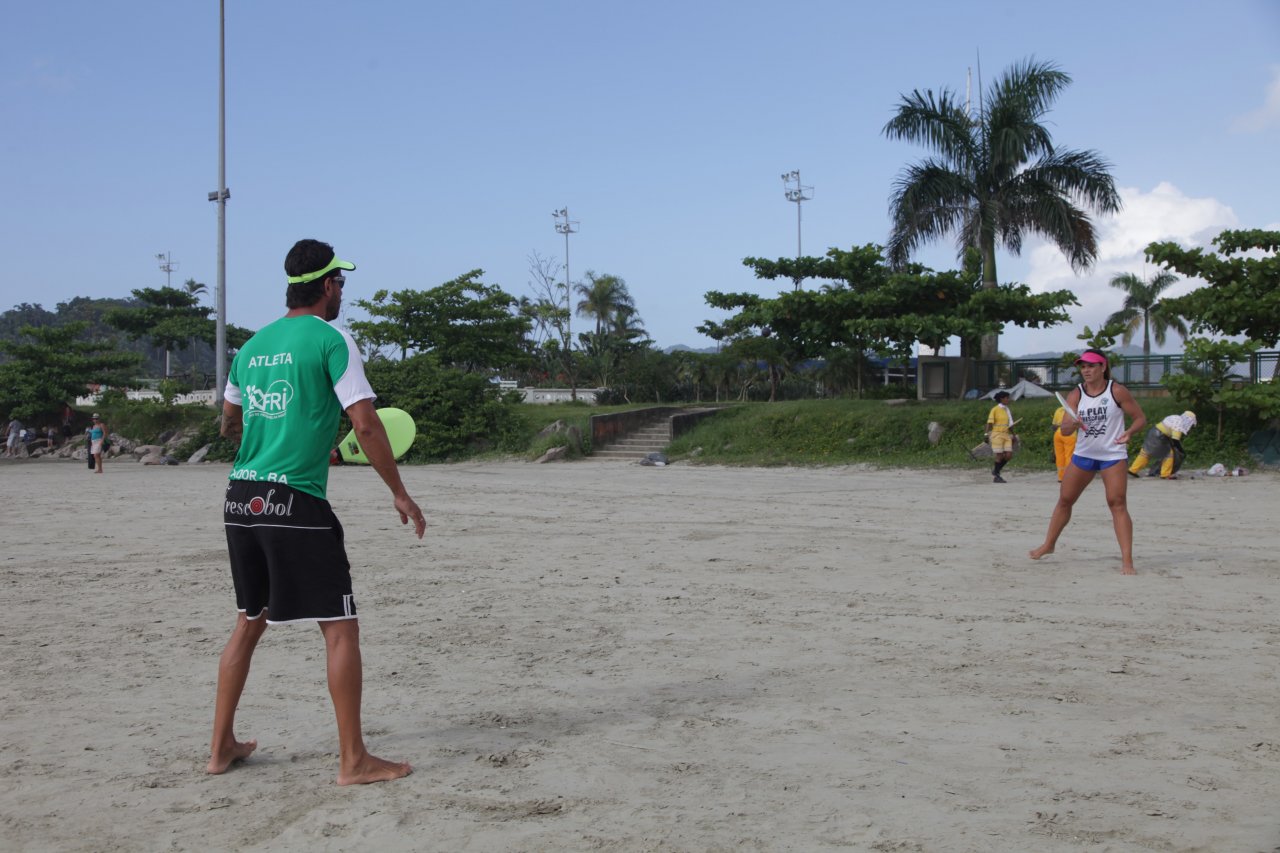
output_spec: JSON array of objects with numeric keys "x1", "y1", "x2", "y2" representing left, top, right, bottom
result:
[
  {"x1": 1128, "y1": 411, "x2": 1197, "y2": 479},
  {"x1": 985, "y1": 390, "x2": 1016, "y2": 483},
  {"x1": 1051, "y1": 405, "x2": 1078, "y2": 483}
]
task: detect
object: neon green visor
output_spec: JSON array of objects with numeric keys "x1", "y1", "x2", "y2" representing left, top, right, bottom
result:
[{"x1": 286, "y1": 255, "x2": 356, "y2": 285}]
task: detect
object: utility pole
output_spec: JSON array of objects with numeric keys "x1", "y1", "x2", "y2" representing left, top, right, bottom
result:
[
  {"x1": 156, "y1": 252, "x2": 179, "y2": 287},
  {"x1": 551, "y1": 207, "x2": 579, "y2": 400},
  {"x1": 208, "y1": 0, "x2": 230, "y2": 403},
  {"x1": 781, "y1": 170, "x2": 812, "y2": 290}
]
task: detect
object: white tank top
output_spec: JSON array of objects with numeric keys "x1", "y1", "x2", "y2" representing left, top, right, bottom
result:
[{"x1": 1073, "y1": 380, "x2": 1128, "y2": 461}]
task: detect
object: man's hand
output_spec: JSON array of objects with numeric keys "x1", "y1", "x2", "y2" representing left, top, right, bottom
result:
[
  {"x1": 396, "y1": 493, "x2": 426, "y2": 539},
  {"x1": 346, "y1": 399, "x2": 427, "y2": 539}
]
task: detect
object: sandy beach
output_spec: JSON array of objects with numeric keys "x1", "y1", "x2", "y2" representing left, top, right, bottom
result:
[{"x1": 1, "y1": 457, "x2": 1277, "y2": 852}]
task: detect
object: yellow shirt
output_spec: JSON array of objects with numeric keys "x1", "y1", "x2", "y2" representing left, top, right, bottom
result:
[{"x1": 987, "y1": 404, "x2": 1013, "y2": 435}]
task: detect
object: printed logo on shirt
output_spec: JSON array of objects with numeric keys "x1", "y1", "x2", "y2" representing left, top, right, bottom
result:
[
  {"x1": 244, "y1": 379, "x2": 295, "y2": 419},
  {"x1": 1079, "y1": 397, "x2": 1111, "y2": 437},
  {"x1": 245, "y1": 352, "x2": 294, "y2": 368}
]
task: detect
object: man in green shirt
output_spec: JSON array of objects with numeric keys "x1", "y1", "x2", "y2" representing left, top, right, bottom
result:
[{"x1": 209, "y1": 238, "x2": 426, "y2": 785}]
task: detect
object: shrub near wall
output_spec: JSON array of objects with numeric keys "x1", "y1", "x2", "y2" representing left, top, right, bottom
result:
[{"x1": 364, "y1": 355, "x2": 526, "y2": 462}]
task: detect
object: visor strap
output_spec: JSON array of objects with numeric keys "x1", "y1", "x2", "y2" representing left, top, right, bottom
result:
[{"x1": 287, "y1": 257, "x2": 345, "y2": 285}]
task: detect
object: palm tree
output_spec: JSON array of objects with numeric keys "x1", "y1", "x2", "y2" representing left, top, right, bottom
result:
[
  {"x1": 184, "y1": 278, "x2": 209, "y2": 300},
  {"x1": 1106, "y1": 270, "x2": 1187, "y2": 385},
  {"x1": 883, "y1": 57, "x2": 1122, "y2": 359},
  {"x1": 574, "y1": 272, "x2": 634, "y2": 336}
]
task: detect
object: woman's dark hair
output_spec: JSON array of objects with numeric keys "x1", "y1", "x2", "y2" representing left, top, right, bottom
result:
[{"x1": 284, "y1": 238, "x2": 337, "y2": 308}]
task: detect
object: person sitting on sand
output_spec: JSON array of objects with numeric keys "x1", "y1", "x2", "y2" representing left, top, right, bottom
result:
[{"x1": 1029, "y1": 349, "x2": 1146, "y2": 574}]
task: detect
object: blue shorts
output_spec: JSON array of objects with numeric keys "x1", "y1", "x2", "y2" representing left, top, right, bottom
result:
[{"x1": 1071, "y1": 454, "x2": 1125, "y2": 472}]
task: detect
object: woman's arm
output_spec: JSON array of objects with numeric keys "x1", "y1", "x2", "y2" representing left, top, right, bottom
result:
[{"x1": 1113, "y1": 383, "x2": 1147, "y2": 444}]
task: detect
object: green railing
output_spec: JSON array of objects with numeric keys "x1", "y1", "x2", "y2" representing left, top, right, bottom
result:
[{"x1": 973, "y1": 351, "x2": 1279, "y2": 392}]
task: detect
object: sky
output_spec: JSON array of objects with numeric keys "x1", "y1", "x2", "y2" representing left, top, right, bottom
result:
[{"x1": 4, "y1": 0, "x2": 1279, "y2": 358}]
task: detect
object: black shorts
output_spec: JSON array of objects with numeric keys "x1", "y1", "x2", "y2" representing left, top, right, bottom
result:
[{"x1": 223, "y1": 480, "x2": 356, "y2": 624}]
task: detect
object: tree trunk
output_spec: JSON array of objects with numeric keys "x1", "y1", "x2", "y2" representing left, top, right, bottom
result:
[
  {"x1": 1143, "y1": 317, "x2": 1151, "y2": 386},
  {"x1": 980, "y1": 235, "x2": 1000, "y2": 360}
]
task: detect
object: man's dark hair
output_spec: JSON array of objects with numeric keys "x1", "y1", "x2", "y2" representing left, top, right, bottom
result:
[
  {"x1": 284, "y1": 238, "x2": 337, "y2": 308},
  {"x1": 994, "y1": 390, "x2": 1011, "y2": 402}
]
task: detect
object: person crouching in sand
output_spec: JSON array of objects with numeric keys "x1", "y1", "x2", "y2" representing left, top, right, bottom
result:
[{"x1": 1029, "y1": 349, "x2": 1146, "y2": 574}]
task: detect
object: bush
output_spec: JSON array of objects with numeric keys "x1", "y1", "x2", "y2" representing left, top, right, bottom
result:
[
  {"x1": 172, "y1": 412, "x2": 241, "y2": 462},
  {"x1": 95, "y1": 393, "x2": 210, "y2": 445},
  {"x1": 365, "y1": 354, "x2": 527, "y2": 462}
]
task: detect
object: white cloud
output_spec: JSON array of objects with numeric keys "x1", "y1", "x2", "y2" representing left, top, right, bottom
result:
[
  {"x1": 1004, "y1": 183, "x2": 1238, "y2": 354},
  {"x1": 1231, "y1": 65, "x2": 1280, "y2": 133}
]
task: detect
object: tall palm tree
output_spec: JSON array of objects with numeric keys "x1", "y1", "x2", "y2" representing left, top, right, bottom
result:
[
  {"x1": 1106, "y1": 270, "x2": 1187, "y2": 385},
  {"x1": 184, "y1": 278, "x2": 209, "y2": 300},
  {"x1": 883, "y1": 57, "x2": 1122, "y2": 359},
  {"x1": 574, "y1": 272, "x2": 635, "y2": 336}
]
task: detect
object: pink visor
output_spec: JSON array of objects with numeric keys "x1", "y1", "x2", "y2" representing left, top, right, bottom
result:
[{"x1": 1074, "y1": 351, "x2": 1107, "y2": 365}]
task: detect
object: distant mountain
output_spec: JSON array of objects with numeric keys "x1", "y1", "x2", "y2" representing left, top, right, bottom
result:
[{"x1": 664, "y1": 344, "x2": 719, "y2": 355}]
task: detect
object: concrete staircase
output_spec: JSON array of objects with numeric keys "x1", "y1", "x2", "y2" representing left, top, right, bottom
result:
[{"x1": 592, "y1": 413, "x2": 674, "y2": 460}]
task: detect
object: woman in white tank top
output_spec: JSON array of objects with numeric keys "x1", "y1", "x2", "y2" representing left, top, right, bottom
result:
[{"x1": 1029, "y1": 348, "x2": 1147, "y2": 574}]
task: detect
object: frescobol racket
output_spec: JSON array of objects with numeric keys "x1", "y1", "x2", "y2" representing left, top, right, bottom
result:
[{"x1": 1054, "y1": 391, "x2": 1080, "y2": 423}]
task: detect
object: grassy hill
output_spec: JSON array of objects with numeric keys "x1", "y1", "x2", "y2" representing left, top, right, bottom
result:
[{"x1": 658, "y1": 397, "x2": 1259, "y2": 470}]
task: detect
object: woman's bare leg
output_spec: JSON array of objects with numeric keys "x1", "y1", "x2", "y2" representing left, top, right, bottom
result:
[
  {"x1": 1030, "y1": 462, "x2": 1095, "y2": 559},
  {"x1": 1099, "y1": 461, "x2": 1136, "y2": 574}
]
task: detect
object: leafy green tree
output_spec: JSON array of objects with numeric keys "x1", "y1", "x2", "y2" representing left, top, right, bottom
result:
[
  {"x1": 1147, "y1": 229, "x2": 1280, "y2": 348},
  {"x1": 0, "y1": 322, "x2": 142, "y2": 422},
  {"x1": 350, "y1": 271, "x2": 531, "y2": 373},
  {"x1": 106, "y1": 287, "x2": 216, "y2": 377},
  {"x1": 712, "y1": 245, "x2": 1076, "y2": 397},
  {"x1": 1105, "y1": 270, "x2": 1187, "y2": 383},
  {"x1": 571, "y1": 272, "x2": 650, "y2": 389},
  {"x1": 575, "y1": 272, "x2": 635, "y2": 336},
  {"x1": 0, "y1": 303, "x2": 57, "y2": 341},
  {"x1": 883, "y1": 57, "x2": 1121, "y2": 359},
  {"x1": 1165, "y1": 337, "x2": 1275, "y2": 441},
  {"x1": 184, "y1": 278, "x2": 209, "y2": 300},
  {"x1": 363, "y1": 353, "x2": 524, "y2": 461}
]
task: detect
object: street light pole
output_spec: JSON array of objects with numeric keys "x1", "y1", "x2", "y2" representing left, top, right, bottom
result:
[
  {"x1": 781, "y1": 170, "x2": 813, "y2": 289},
  {"x1": 551, "y1": 207, "x2": 579, "y2": 400},
  {"x1": 156, "y1": 252, "x2": 179, "y2": 377},
  {"x1": 209, "y1": 0, "x2": 230, "y2": 404}
]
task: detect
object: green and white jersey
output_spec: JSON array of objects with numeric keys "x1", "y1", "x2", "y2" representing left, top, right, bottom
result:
[{"x1": 225, "y1": 315, "x2": 375, "y2": 500}]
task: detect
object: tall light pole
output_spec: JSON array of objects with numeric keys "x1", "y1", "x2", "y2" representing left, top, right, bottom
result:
[
  {"x1": 155, "y1": 252, "x2": 180, "y2": 377},
  {"x1": 551, "y1": 207, "x2": 579, "y2": 400},
  {"x1": 208, "y1": 0, "x2": 230, "y2": 403},
  {"x1": 781, "y1": 170, "x2": 813, "y2": 289}
]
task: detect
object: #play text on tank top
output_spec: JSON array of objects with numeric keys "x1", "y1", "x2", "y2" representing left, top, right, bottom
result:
[{"x1": 1073, "y1": 380, "x2": 1127, "y2": 461}]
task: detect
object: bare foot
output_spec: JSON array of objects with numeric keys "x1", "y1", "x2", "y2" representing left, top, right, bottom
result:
[
  {"x1": 337, "y1": 753, "x2": 412, "y2": 786},
  {"x1": 1121, "y1": 565, "x2": 1136, "y2": 576},
  {"x1": 1028, "y1": 544, "x2": 1054, "y2": 560},
  {"x1": 207, "y1": 738, "x2": 257, "y2": 774}
]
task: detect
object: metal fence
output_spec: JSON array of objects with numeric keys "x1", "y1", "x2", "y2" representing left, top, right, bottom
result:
[{"x1": 974, "y1": 351, "x2": 1279, "y2": 392}]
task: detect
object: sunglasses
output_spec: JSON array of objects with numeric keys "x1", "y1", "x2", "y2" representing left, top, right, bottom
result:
[{"x1": 331, "y1": 275, "x2": 346, "y2": 288}]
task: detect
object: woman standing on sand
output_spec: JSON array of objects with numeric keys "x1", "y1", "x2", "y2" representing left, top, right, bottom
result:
[
  {"x1": 1029, "y1": 349, "x2": 1146, "y2": 574},
  {"x1": 89, "y1": 414, "x2": 107, "y2": 474}
]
